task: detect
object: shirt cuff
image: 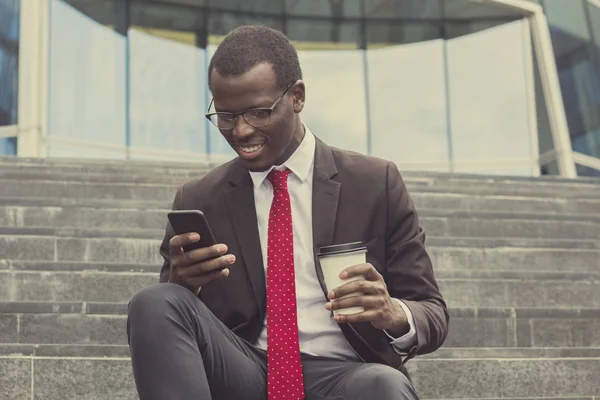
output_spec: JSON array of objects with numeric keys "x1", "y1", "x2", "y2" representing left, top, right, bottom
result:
[{"x1": 384, "y1": 298, "x2": 417, "y2": 355}]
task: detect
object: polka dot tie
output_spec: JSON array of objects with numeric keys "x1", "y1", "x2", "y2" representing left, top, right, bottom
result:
[{"x1": 266, "y1": 169, "x2": 305, "y2": 400}]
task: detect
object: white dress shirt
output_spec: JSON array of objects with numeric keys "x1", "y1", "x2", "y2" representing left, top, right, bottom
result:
[{"x1": 251, "y1": 127, "x2": 416, "y2": 360}]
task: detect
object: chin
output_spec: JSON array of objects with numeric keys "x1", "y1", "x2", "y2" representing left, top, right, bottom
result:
[{"x1": 240, "y1": 157, "x2": 273, "y2": 173}]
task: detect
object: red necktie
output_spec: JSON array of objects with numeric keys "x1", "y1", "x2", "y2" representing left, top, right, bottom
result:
[{"x1": 266, "y1": 169, "x2": 305, "y2": 400}]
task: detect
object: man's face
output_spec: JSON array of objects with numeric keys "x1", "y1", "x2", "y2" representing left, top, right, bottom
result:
[{"x1": 209, "y1": 63, "x2": 305, "y2": 172}]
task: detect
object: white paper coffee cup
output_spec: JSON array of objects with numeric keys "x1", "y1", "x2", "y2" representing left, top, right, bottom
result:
[{"x1": 318, "y1": 242, "x2": 367, "y2": 316}]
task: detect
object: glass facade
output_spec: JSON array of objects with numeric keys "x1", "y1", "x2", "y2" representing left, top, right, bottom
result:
[
  {"x1": 11, "y1": 0, "x2": 600, "y2": 176},
  {"x1": 0, "y1": 0, "x2": 19, "y2": 155},
  {"x1": 543, "y1": 0, "x2": 600, "y2": 172}
]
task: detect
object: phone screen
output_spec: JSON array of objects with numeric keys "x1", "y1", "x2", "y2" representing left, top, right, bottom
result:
[{"x1": 167, "y1": 210, "x2": 217, "y2": 252}]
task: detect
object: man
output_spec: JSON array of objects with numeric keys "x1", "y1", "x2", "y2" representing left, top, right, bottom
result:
[{"x1": 127, "y1": 25, "x2": 448, "y2": 400}]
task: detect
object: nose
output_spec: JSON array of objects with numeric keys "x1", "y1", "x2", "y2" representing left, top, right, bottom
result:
[{"x1": 231, "y1": 116, "x2": 256, "y2": 141}]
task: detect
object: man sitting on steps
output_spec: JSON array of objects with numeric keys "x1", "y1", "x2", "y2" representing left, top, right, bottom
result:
[{"x1": 127, "y1": 25, "x2": 449, "y2": 400}]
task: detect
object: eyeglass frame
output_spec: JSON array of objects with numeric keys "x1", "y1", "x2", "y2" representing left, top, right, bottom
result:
[{"x1": 205, "y1": 82, "x2": 294, "y2": 130}]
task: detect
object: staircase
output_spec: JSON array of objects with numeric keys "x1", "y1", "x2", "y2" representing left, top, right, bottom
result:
[{"x1": 1, "y1": 156, "x2": 599, "y2": 400}]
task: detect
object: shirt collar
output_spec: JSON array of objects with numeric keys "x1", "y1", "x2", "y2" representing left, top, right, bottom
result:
[{"x1": 249, "y1": 125, "x2": 316, "y2": 188}]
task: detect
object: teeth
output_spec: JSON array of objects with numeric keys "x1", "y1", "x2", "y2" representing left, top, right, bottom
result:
[{"x1": 239, "y1": 144, "x2": 264, "y2": 153}]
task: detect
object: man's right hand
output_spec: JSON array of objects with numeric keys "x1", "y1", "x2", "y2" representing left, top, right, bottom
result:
[{"x1": 168, "y1": 232, "x2": 236, "y2": 294}]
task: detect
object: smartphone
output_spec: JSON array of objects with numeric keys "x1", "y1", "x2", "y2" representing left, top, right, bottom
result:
[{"x1": 167, "y1": 210, "x2": 217, "y2": 252}]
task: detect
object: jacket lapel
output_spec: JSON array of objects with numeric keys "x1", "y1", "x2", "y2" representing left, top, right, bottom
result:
[
  {"x1": 311, "y1": 138, "x2": 341, "y2": 296},
  {"x1": 225, "y1": 161, "x2": 266, "y2": 314}
]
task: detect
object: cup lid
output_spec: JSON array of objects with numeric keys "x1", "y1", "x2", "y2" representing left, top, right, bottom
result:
[{"x1": 318, "y1": 242, "x2": 367, "y2": 257}]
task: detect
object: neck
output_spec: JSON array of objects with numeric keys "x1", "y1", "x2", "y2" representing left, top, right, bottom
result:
[{"x1": 276, "y1": 120, "x2": 305, "y2": 166}]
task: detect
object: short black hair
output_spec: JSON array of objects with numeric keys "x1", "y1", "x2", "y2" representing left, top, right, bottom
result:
[{"x1": 208, "y1": 25, "x2": 302, "y2": 91}]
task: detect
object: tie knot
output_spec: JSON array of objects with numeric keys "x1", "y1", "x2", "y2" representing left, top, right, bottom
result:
[{"x1": 267, "y1": 169, "x2": 291, "y2": 191}]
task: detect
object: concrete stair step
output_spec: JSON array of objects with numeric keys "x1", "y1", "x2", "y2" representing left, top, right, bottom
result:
[
  {"x1": 2, "y1": 247, "x2": 599, "y2": 275},
  {"x1": 1, "y1": 168, "x2": 599, "y2": 194},
  {"x1": 0, "y1": 155, "x2": 584, "y2": 177},
  {"x1": 1, "y1": 268, "x2": 599, "y2": 306},
  {"x1": 412, "y1": 193, "x2": 600, "y2": 215},
  {"x1": 0, "y1": 155, "x2": 214, "y2": 176},
  {"x1": 3, "y1": 206, "x2": 600, "y2": 240},
  {"x1": 0, "y1": 348, "x2": 135, "y2": 400},
  {"x1": 1, "y1": 345, "x2": 599, "y2": 399},
  {"x1": 432, "y1": 246, "x2": 600, "y2": 273},
  {"x1": 0, "y1": 235, "x2": 162, "y2": 264},
  {"x1": 3, "y1": 211, "x2": 600, "y2": 240},
  {"x1": 410, "y1": 348, "x2": 600, "y2": 399},
  {"x1": 2, "y1": 193, "x2": 600, "y2": 216},
  {"x1": 0, "y1": 196, "x2": 169, "y2": 209},
  {"x1": 0, "y1": 170, "x2": 202, "y2": 185},
  {"x1": 0, "y1": 179, "x2": 179, "y2": 202},
  {"x1": 2, "y1": 301, "x2": 599, "y2": 349},
  {"x1": 2, "y1": 155, "x2": 599, "y2": 183},
  {"x1": 2, "y1": 236, "x2": 599, "y2": 266},
  {"x1": 2, "y1": 177, "x2": 600, "y2": 201}
]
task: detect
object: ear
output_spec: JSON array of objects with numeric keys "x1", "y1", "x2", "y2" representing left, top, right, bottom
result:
[{"x1": 291, "y1": 80, "x2": 305, "y2": 114}]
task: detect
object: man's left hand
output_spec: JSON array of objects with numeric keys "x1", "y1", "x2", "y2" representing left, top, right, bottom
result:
[{"x1": 325, "y1": 263, "x2": 410, "y2": 336}]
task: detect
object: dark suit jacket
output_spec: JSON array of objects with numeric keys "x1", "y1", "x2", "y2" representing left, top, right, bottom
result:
[{"x1": 159, "y1": 137, "x2": 449, "y2": 370}]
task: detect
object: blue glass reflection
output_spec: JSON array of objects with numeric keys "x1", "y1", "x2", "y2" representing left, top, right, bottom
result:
[
  {"x1": 0, "y1": 0, "x2": 20, "y2": 127},
  {"x1": 0, "y1": 137, "x2": 17, "y2": 155}
]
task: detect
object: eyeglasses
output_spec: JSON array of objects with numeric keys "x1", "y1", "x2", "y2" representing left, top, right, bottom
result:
[{"x1": 205, "y1": 82, "x2": 294, "y2": 130}]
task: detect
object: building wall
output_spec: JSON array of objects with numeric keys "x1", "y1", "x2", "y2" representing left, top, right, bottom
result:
[{"x1": 8, "y1": 0, "x2": 600, "y2": 177}]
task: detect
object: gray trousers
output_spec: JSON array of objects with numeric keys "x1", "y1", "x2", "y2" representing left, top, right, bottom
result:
[{"x1": 127, "y1": 283, "x2": 419, "y2": 400}]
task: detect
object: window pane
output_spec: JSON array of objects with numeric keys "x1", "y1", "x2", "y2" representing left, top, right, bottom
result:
[
  {"x1": 544, "y1": 0, "x2": 591, "y2": 42},
  {"x1": 446, "y1": 20, "x2": 536, "y2": 176},
  {"x1": 166, "y1": 0, "x2": 207, "y2": 7},
  {"x1": 286, "y1": 20, "x2": 366, "y2": 152},
  {"x1": 287, "y1": 19, "x2": 360, "y2": 49},
  {"x1": 47, "y1": 0, "x2": 126, "y2": 158},
  {"x1": 559, "y1": 58, "x2": 600, "y2": 158},
  {"x1": 588, "y1": 1, "x2": 600, "y2": 50},
  {"x1": 0, "y1": 137, "x2": 16, "y2": 155},
  {"x1": 364, "y1": 0, "x2": 442, "y2": 19},
  {"x1": 208, "y1": 12, "x2": 283, "y2": 46},
  {"x1": 61, "y1": 0, "x2": 116, "y2": 26},
  {"x1": 575, "y1": 163, "x2": 600, "y2": 177},
  {"x1": 545, "y1": 0, "x2": 600, "y2": 160},
  {"x1": 443, "y1": 0, "x2": 524, "y2": 19},
  {"x1": 129, "y1": 28, "x2": 208, "y2": 159},
  {"x1": 130, "y1": 0, "x2": 205, "y2": 46},
  {"x1": 0, "y1": 0, "x2": 19, "y2": 127},
  {"x1": 212, "y1": 0, "x2": 283, "y2": 15},
  {"x1": 284, "y1": 0, "x2": 361, "y2": 18},
  {"x1": 572, "y1": 128, "x2": 600, "y2": 159},
  {"x1": 368, "y1": 39, "x2": 449, "y2": 171},
  {"x1": 444, "y1": 20, "x2": 506, "y2": 40},
  {"x1": 367, "y1": 22, "x2": 440, "y2": 46},
  {"x1": 298, "y1": 49, "x2": 368, "y2": 153},
  {"x1": 540, "y1": 160, "x2": 560, "y2": 176}
]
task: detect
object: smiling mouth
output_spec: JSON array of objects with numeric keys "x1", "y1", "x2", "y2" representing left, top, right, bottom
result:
[{"x1": 238, "y1": 143, "x2": 265, "y2": 154}]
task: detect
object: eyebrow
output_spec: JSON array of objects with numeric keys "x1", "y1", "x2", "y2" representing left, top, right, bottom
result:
[{"x1": 215, "y1": 103, "x2": 271, "y2": 113}]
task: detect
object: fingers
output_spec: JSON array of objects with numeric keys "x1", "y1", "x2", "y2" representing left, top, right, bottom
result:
[
  {"x1": 325, "y1": 295, "x2": 385, "y2": 313},
  {"x1": 183, "y1": 264, "x2": 232, "y2": 289},
  {"x1": 169, "y1": 232, "x2": 200, "y2": 255},
  {"x1": 178, "y1": 252, "x2": 236, "y2": 279},
  {"x1": 168, "y1": 238, "x2": 236, "y2": 291},
  {"x1": 328, "y1": 277, "x2": 385, "y2": 300},
  {"x1": 331, "y1": 309, "x2": 384, "y2": 324},
  {"x1": 179, "y1": 243, "x2": 230, "y2": 267},
  {"x1": 339, "y1": 262, "x2": 381, "y2": 282}
]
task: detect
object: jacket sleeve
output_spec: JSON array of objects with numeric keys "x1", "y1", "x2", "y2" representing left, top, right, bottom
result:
[
  {"x1": 384, "y1": 161, "x2": 449, "y2": 355},
  {"x1": 158, "y1": 184, "x2": 185, "y2": 283}
]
